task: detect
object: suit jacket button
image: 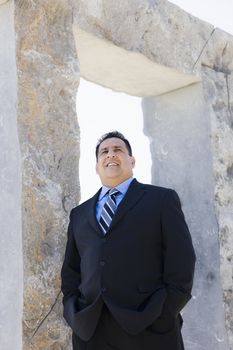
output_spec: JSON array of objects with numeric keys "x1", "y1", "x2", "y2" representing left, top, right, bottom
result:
[
  {"x1": 101, "y1": 287, "x2": 107, "y2": 293},
  {"x1": 100, "y1": 261, "x2": 105, "y2": 266}
]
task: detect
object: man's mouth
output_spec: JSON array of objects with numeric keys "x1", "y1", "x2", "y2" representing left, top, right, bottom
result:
[{"x1": 106, "y1": 162, "x2": 118, "y2": 167}]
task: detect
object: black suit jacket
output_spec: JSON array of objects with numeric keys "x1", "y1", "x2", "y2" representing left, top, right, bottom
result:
[{"x1": 61, "y1": 179, "x2": 196, "y2": 342}]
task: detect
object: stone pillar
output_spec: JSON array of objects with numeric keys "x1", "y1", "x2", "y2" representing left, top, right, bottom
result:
[
  {"x1": 142, "y1": 84, "x2": 229, "y2": 350},
  {"x1": 15, "y1": 1, "x2": 80, "y2": 348},
  {"x1": 201, "y1": 30, "x2": 233, "y2": 346},
  {"x1": 0, "y1": 1, "x2": 23, "y2": 349}
]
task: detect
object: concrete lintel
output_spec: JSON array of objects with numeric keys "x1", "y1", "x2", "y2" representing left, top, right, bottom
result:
[{"x1": 73, "y1": 26, "x2": 200, "y2": 97}]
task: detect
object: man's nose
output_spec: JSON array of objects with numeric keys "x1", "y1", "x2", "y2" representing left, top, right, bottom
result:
[{"x1": 107, "y1": 150, "x2": 115, "y2": 157}]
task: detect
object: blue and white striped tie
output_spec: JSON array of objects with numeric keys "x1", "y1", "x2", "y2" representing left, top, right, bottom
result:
[{"x1": 99, "y1": 188, "x2": 119, "y2": 234}]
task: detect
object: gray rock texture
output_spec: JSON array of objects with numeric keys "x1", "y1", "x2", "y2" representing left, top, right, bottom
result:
[
  {"x1": 72, "y1": 0, "x2": 214, "y2": 77},
  {"x1": 142, "y1": 85, "x2": 229, "y2": 350},
  {"x1": 0, "y1": 1, "x2": 23, "y2": 349},
  {"x1": 73, "y1": 26, "x2": 200, "y2": 97},
  {"x1": 15, "y1": 0, "x2": 80, "y2": 349},
  {"x1": 201, "y1": 30, "x2": 233, "y2": 345}
]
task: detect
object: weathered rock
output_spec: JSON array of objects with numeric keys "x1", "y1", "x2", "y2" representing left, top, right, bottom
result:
[
  {"x1": 72, "y1": 0, "x2": 213, "y2": 77},
  {"x1": 142, "y1": 84, "x2": 229, "y2": 350},
  {"x1": 0, "y1": 1, "x2": 23, "y2": 349},
  {"x1": 202, "y1": 65, "x2": 233, "y2": 349},
  {"x1": 15, "y1": 0, "x2": 80, "y2": 348},
  {"x1": 202, "y1": 29, "x2": 233, "y2": 74}
]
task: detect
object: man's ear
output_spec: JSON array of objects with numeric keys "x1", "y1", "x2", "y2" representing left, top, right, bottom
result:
[{"x1": 131, "y1": 156, "x2": 136, "y2": 168}]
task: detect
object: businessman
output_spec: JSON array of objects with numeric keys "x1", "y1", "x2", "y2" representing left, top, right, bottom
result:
[{"x1": 61, "y1": 131, "x2": 196, "y2": 350}]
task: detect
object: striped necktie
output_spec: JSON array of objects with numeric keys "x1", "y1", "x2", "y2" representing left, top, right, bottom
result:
[{"x1": 99, "y1": 188, "x2": 119, "y2": 234}]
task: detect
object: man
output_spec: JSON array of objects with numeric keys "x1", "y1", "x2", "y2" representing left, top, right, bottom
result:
[{"x1": 61, "y1": 131, "x2": 196, "y2": 350}]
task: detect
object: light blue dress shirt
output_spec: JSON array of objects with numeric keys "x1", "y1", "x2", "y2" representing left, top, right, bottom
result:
[{"x1": 96, "y1": 177, "x2": 134, "y2": 221}]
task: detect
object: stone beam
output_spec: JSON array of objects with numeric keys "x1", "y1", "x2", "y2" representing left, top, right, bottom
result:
[
  {"x1": 73, "y1": 26, "x2": 200, "y2": 96},
  {"x1": 72, "y1": 0, "x2": 214, "y2": 76}
]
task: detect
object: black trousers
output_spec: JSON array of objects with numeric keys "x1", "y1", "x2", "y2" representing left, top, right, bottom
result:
[{"x1": 72, "y1": 305, "x2": 184, "y2": 350}]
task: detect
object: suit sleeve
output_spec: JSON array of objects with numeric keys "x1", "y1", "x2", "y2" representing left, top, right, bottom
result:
[
  {"x1": 160, "y1": 189, "x2": 196, "y2": 317},
  {"x1": 61, "y1": 209, "x2": 81, "y2": 305}
]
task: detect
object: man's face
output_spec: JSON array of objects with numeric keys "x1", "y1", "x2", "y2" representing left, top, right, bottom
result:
[{"x1": 96, "y1": 137, "x2": 135, "y2": 187}]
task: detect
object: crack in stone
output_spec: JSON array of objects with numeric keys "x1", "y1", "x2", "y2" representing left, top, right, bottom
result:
[
  {"x1": 225, "y1": 74, "x2": 233, "y2": 128},
  {"x1": 30, "y1": 290, "x2": 61, "y2": 340},
  {"x1": 222, "y1": 42, "x2": 228, "y2": 56},
  {"x1": 62, "y1": 195, "x2": 69, "y2": 213},
  {"x1": 225, "y1": 73, "x2": 233, "y2": 124},
  {"x1": 192, "y1": 28, "x2": 216, "y2": 71},
  {"x1": 202, "y1": 63, "x2": 231, "y2": 76}
]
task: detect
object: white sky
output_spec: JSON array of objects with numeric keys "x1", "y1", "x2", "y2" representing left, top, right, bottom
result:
[
  {"x1": 78, "y1": 81, "x2": 151, "y2": 202},
  {"x1": 78, "y1": 1, "x2": 233, "y2": 202}
]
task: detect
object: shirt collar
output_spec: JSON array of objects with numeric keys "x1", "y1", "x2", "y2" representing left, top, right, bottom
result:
[{"x1": 99, "y1": 177, "x2": 134, "y2": 200}]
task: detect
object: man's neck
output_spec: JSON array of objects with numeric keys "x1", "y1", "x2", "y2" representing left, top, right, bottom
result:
[{"x1": 102, "y1": 176, "x2": 133, "y2": 188}]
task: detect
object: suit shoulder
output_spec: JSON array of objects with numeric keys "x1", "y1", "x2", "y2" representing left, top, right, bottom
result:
[
  {"x1": 140, "y1": 182, "x2": 175, "y2": 195},
  {"x1": 137, "y1": 181, "x2": 180, "y2": 202}
]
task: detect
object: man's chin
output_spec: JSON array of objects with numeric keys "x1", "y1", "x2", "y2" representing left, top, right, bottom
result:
[{"x1": 105, "y1": 169, "x2": 120, "y2": 177}]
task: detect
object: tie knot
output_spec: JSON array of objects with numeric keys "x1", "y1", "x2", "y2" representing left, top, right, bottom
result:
[{"x1": 109, "y1": 188, "x2": 119, "y2": 197}]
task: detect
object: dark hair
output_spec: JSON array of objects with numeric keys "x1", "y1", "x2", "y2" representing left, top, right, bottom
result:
[{"x1": 95, "y1": 131, "x2": 133, "y2": 159}]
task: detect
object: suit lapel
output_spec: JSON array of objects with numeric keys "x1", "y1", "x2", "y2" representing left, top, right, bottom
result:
[
  {"x1": 85, "y1": 189, "x2": 103, "y2": 235},
  {"x1": 107, "y1": 179, "x2": 146, "y2": 234}
]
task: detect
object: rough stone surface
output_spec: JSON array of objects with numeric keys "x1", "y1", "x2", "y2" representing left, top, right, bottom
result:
[
  {"x1": 201, "y1": 29, "x2": 233, "y2": 74},
  {"x1": 201, "y1": 64, "x2": 233, "y2": 348},
  {"x1": 15, "y1": 1, "x2": 80, "y2": 348},
  {"x1": 0, "y1": 1, "x2": 23, "y2": 349},
  {"x1": 73, "y1": 0, "x2": 213, "y2": 77},
  {"x1": 187, "y1": 27, "x2": 233, "y2": 349},
  {"x1": 142, "y1": 84, "x2": 229, "y2": 350}
]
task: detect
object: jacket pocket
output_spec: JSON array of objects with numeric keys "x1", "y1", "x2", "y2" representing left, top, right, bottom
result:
[
  {"x1": 146, "y1": 314, "x2": 176, "y2": 335},
  {"x1": 77, "y1": 296, "x2": 88, "y2": 311},
  {"x1": 161, "y1": 286, "x2": 191, "y2": 317}
]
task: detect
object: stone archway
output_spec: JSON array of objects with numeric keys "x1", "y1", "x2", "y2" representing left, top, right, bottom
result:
[{"x1": 0, "y1": 0, "x2": 232, "y2": 349}]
